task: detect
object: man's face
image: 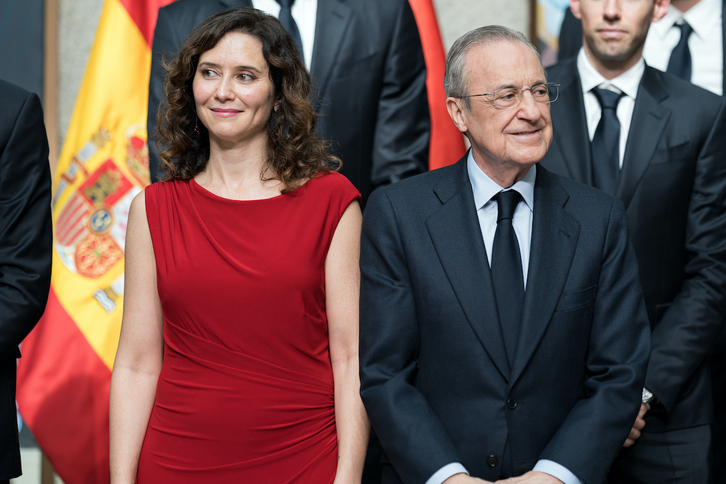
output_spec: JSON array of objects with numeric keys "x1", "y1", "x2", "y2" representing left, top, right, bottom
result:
[
  {"x1": 447, "y1": 41, "x2": 552, "y2": 181},
  {"x1": 572, "y1": 0, "x2": 669, "y2": 72}
]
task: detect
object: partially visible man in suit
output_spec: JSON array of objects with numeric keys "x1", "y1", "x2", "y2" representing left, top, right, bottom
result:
[
  {"x1": 540, "y1": 0, "x2": 726, "y2": 481},
  {"x1": 147, "y1": 0, "x2": 430, "y2": 206},
  {"x1": 359, "y1": 25, "x2": 650, "y2": 484},
  {"x1": 557, "y1": 1, "x2": 726, "y2": 480},
  {"x1": 0, "y1": 79, "x2": 52, "y2": 483}
]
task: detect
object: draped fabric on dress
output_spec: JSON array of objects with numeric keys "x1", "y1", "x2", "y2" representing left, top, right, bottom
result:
[{"x1": 137, "y1": 172, "x2": 360, "y2": 483}]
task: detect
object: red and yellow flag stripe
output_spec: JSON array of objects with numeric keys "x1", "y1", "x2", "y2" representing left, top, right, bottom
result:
[{"x1": 17, "y1": 1, "x2": 171, "y2": 482}]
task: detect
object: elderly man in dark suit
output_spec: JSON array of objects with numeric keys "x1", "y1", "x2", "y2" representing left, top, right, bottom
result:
[
  {"x1": 359, "y1": 25, "x2": 650, "y2": 484},
  {"x1": 147, "y1": 0, "x2": 429, "y2": 206},
  {"x1": 0, "y1": 79, "x2": 52, "y2": 483},
  {"x1": 540, "y1": 0, "x2": 726, "y2": 482}
]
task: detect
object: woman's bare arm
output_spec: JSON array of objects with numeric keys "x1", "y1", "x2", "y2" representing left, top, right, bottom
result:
[{"x1": 109, "y1": 191, "x2": 164, "y2": 484}]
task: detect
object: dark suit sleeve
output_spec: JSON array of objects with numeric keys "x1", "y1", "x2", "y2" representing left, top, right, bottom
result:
[
  {"x1": 370, "y1": 0, "x2": 429, "y2": 189},
  {"x1": 539, "y1": 198, "x2": 650, "y2": 483},
  {"x1": 557, "y1": 7, "x2": 582, "y2": 63},
  {"x1": 147, "y1": 5, "x2": 180, "y2": 183},
  {"x1": 359, "y1": 190, "x2": 461, "y2": 484},
  {"x1": 0, "y1": 91, "x2": 52, "y2": 360},
  {"x1": 645, "y1": 99, "x2": 726, "y2": 413}
]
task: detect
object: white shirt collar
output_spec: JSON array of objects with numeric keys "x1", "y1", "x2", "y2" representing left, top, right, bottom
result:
[
  {"x1": 467, "y1": 150, "x2": 536, "y2": 212},
  {"x1": 651, "y1": 0, "x2": 722, "y2": 42},
  {"x1": 577, "y1": 48, "x2": 645, "y2": 99}
]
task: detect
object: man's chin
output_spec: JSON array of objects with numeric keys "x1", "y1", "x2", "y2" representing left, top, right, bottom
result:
[{"x1": 592, "y1": 42, "x2": 639, "y2": 65}]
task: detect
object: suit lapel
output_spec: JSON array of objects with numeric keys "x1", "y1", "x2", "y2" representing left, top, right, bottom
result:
[
  {"x1": 550, "y1": 61, "x2": 592, "y2": 185},
  {"x1": 616, "y1": 67, "x2": 670, "y2": 209},
  {"x1": 310, "y1": 0, "x2": 352, "y2": 93},
  {"x1": 425, "y1": 157, "x2": 511, "y2": 380},
  {"x1": 510, "y1": 167, "x2": 580, "y2": 386}
]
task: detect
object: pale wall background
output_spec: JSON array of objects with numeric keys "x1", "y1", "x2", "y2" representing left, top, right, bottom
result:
[{"x1": 55, "y1": 0, "x2": 531, "y2": 151}]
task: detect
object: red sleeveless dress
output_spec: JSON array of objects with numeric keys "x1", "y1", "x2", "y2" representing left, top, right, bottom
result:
[{"x1": 137, "y1": 172, "x2": 360, "y2": 483}]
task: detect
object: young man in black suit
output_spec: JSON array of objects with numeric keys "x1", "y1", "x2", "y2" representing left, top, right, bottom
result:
[
  {"x1": 147, "y1": 0, "x2": 430, "y2": 206},
  {"x1": 540, "y1": 0, "x2": 726, "y2": 482},
  {"x1": 0, "y1": 79, "x2": 52, "y2": 483},
  {"x1": 558, "y1": 1, "x2": 726, "y2": 480},
  {"x1": 359, "y1": 25, "x2": 650, "y2": 484}
]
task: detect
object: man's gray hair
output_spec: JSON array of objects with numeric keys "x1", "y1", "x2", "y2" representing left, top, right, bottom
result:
[{"x1": 444, "y1": 25, "x2": 542, "y2": 110}]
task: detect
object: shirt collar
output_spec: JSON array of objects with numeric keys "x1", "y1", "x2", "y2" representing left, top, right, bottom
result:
[
  {"x1": 651, "y1": 0, "x2": 722, "y2": 42},
  {"x1": 577, "y1": 47, "x2": 645, "y2": 99},
  {"x1": 467, "y1": 150, "x2": 536, "y2": 212}
]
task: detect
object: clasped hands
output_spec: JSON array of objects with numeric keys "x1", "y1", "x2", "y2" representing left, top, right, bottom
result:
[
  {"x1": 441, "y1": 401, "x2": 648, "y2": 484},
  {"x1": 445, "y1": 471, "x2": 563, "y2": 483}
]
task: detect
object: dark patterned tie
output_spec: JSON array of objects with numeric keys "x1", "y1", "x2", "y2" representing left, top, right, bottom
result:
[
  {"x1": 491, "y1": 190, "x2": 524, "y2": 365},
  {"x1": 667, "y1": 22, "x2": 694, "y2": 81},
  {"x1": 276, "y1": 0, "x2": 305, "y2": 64},
  {"x1": 591, "y1": 88, "x2": 625, "y2": 196}
]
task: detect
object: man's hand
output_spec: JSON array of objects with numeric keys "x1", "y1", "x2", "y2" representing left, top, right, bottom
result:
[
  {"x1": 444, "y1": 473, "x2": 492, "y2": 483},
  {"x1": 623, "y1": 402, "x2": 648, "y2": 447},
  {"x1": 496, "y1": 471, "x2": 563, "y2": 483}
]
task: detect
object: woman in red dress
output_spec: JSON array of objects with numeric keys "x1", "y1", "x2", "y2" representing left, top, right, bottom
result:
[{"x1": 109, "y1": 8, "x2": 368, "y2": 483}]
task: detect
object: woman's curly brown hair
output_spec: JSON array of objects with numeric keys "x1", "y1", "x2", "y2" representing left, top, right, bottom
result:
[{"x1": 156, "y1": 7, "x2": 340, "y2": 192}]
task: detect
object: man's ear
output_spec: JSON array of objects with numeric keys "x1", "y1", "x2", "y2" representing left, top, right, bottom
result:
[
  {"x1": 652, "y1": 0, "x2": 670, "y2": 23},
  {"x1": 446, "y1": 97, "x2": 469, "y2": 134},
  {"x1": 570, "y1": 0, "x2": 582, "y2": 20}
]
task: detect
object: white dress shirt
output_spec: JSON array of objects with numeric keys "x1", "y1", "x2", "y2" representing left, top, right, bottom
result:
[
  {"x1": 424, "y1": 153, "x2": 582, "y2": 484},
  {"x1": 468, "y1": 151, "x2": 534, "y2": 284},
  {"x1": 252, "y1": 0, "x2": 317, "y2": 72},
  {"x1": 577, "y1": 49, "x2": 645, "y2": 166},
  {"x1": 643, "y1": 0, "x2": 723, "y2": 95}
]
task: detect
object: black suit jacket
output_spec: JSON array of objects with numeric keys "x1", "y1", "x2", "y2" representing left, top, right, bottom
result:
[
  {"x1": 359, "y1": 157, "x2": 650, "y2": 484},
  {"x1": 147, "y1": 0, "x2": 430, "y2": 205},
  {"x1": 557, "y1": 2, "x2": 726, "y2": 96},
  {"x1": 0, "y1": 79, "x2": 52, "y2": 479},
  {"x1": 541, "y1": 59, "x2": 726, "y2": 433}
]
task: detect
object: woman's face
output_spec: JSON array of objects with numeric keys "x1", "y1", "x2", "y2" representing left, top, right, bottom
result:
[{"x1": 192, "y1": 31, "x2": 277, "y2": 147}]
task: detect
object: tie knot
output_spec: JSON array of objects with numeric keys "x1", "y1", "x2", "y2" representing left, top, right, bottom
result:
[
  {"x1": 676, "y1": 21, "x2": 693, "y2": 39},
  {"x1": 277, "y1": 0, "x2": 293, "y2": 7},
  {"x1": 592, "y1": 87, "x2": 625, "y2": 111},
  {"x1": 494, "y1": 190, "x2": 522, "y2": 222}
]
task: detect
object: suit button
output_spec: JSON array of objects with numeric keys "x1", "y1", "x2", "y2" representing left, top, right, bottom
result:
[
  {"x1": 487, "y1": 455, "x2": 498, "y2": 467},
  {"x1": 507, "y1": 397, "x2": 518, "y2": 409}
]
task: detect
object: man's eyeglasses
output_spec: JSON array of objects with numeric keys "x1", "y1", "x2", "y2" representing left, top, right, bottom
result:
[{"x1": 459, "y1": 82, "x2": 560, "y2": 109}]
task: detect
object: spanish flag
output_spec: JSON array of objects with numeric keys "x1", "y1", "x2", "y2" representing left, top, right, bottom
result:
[
  {"x1": 409, "y1": 0, "x2": 466, "y2": 169},
  {"x1": 16, "y1": 0, "x2": 171, "y2": 482}
]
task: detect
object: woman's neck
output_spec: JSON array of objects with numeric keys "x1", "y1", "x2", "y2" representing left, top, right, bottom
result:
[{"x1": 196, "y1": 137, "x2": 282, "y2": 200}]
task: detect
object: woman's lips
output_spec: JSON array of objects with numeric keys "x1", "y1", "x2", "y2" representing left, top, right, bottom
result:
[{"x1": 211, "y1": 108, "x2": 241, "y2": 117}]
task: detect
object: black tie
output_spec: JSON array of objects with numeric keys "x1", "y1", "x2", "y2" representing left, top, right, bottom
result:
[
  {"x1": 276, "y1": 0, "x2": 305, "y2": 64},
  {"x1": 491, "y1": 190, "x2": 524, "y2": 365},
  {"x1": 591, "y1": 88, "x2": 625, "y2": 196},
  {"x1": 667, "y1": 22, "x2": 694, "y2": 81}
]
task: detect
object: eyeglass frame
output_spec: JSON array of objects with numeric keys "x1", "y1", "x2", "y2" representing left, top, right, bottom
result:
[{"x1": 458, "y1": 82, "x2": 560, "y2": 109}]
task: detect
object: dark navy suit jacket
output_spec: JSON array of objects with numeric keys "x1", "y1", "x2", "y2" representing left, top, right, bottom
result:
[
  {"x1": 541, "y1": 59, "x2": 726, "y2": 434},
  {"x1": 360, "y1": 157, "x2": 651, "y2": 484}
]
